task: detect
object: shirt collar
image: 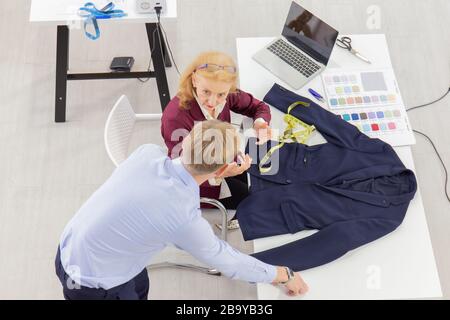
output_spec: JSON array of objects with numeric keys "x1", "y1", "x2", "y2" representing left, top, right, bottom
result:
[
  {"x1": 193, "y1": 91, "x2": 225, "y2": 120},
  {"x1": 170, "y1": 157, "x2": 199, "y2": 192}
]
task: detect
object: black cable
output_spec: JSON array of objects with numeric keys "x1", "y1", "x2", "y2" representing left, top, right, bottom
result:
[
  {"x1": 159, "y1": 22, "x2": 181, "y2": 75},
  {"x1": 138, "y1": 6, "x2": 163, "y2": 83},
  {"x1": 155, "y1": 6, "x2": 181, "y2": 75},
  {"x1": 406, "y1": 88, "x2": 450, "y2": 204},
  {"x1": 406, "y1": 88, "x2": 450, "y2": 112},
  {"x1": 412, "y1": 129, "x2": 450, "y2": 203},
  {"x1": 137, "y1": 28, "x2": 157, "y2": 83},
  {"x1": 139, "y1": 6, "x2": 181, "y2": 82},
  {"x1": 154, "y1": 7, "x2": 166, "y2": 66}
]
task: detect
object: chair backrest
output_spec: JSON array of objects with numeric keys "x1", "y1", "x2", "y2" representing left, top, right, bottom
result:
[{"x1": 104, "y1": 95, "x2": 137, "y2": 166}]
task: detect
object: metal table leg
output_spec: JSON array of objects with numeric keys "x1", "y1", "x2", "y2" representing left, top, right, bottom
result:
[
  {"x1": 55, "y1": 25, "x2": 69, "y2": 122},
  {"x1": 146, "y1": 22, "x2": 171, "y2": 111}
]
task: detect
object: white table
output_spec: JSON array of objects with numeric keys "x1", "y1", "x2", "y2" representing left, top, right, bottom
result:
[
  {"x1": 236, "y1": 35, "x2": 442, "y2": 299},
  {"x1": 30, "y1": 0, "x2": 177, "y2": 122},
  {"x1": 30, "y1": 0, "x2": 177, "y2": 24}
]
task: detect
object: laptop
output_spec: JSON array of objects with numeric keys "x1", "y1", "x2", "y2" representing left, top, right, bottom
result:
[{"x1": 253, "y1": 1, "x2": 339, "y2": 89}]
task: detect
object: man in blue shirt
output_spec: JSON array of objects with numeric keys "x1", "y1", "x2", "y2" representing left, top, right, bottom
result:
[{"x1": 55, "y1": 120, "x2": 308, "y2": 299}]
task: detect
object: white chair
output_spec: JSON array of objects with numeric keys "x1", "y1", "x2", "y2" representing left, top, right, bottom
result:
[{"x1": 104, "y1": 95, "x2": 228, "y2": 275}]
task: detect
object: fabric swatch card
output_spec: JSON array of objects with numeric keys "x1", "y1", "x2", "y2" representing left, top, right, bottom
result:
[{"x1": 321, "y1": 69, "x2": 415, "y2": 146}]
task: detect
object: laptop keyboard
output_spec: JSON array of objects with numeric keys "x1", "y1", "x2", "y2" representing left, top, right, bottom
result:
[{"x1": 267, "y1": 39, "x2": 320, "y2": 78}]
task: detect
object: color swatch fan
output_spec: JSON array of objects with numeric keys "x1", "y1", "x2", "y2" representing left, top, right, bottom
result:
[{"x1": 321, "y1": 69, "x2": 415, "y2": 146}]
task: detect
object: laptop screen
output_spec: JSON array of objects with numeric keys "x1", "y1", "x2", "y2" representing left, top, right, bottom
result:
[{"x1": 282, "y1": 2, "x2": 339, "y2": 65}]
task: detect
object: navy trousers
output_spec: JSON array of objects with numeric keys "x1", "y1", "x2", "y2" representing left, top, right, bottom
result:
[{"x1": 55, "y1": 248, "x2": 149, "y2": 300}]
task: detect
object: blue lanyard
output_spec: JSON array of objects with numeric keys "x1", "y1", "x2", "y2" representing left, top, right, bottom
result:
[{"x1": 78, "y1": 2, "x2": 127, "y2": 40}]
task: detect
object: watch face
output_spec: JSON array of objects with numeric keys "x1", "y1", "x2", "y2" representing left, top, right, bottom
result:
[
  {"x1": 280, "y1": 267, "x2": 293, "y2": 284},
  {"x1": 287, "y1": 267, "x2": 294, "y2": 278}
]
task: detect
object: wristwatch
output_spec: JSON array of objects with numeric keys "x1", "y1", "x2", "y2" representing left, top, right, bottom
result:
[{"x1": 280, "y1": 267, "x2": 295, "y2": 285}]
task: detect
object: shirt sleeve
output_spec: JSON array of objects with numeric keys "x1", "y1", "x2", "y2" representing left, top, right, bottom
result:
[
  {"x1": 228, "y1": 90, "x2": 272, "y2": 124},
  {"x1": 252, "y1": 217, "x2": 400, "y2": 271},
  {"x1": 254, "y1": 118, "x2": 267, "y2": 126},
  {"x1": 170, "y1": 214, "x2": 277, "y2": 283}
]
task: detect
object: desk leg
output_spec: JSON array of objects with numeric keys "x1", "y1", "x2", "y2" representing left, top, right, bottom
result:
[
  {"x1": 55, "y1": 25, "x2": 69, "y2": 122},
  {"x1": 157, "y1": 25, "x2": 172, "y2": 68},
  {"x1": 146, "y1": 23, "x2": 170, "y2": 111}
]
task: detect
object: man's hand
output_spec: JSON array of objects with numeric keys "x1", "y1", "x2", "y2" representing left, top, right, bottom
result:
[
  {"x1": 253, "y1": 121, "x2": 272, "y2": 145},
  {"x1": 284, "y1": 272, "x2": 309, "y2": 296},
  {"x1": 273, "y1": 266, "x2": 309, "y2": 296},
  {"x1": 215, "y1": 154, "x2": 252, "y2": 179}
]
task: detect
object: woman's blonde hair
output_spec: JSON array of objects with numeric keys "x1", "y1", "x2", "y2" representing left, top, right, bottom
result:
[
  {"x1": 182, "y1": 120, "x2": 240, "y2": 175},
  {"x1": 177, "y1": 51, "x2": 238, "y2": 109}
]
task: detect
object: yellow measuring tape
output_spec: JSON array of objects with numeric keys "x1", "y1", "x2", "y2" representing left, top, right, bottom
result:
[{"x1": 259, "y1": 101, "x2": 315, "y2": 173}]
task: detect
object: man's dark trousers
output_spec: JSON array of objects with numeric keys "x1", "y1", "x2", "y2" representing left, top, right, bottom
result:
[{"x1": 55, "y1": 248, "x2": 149, "y2": 300}]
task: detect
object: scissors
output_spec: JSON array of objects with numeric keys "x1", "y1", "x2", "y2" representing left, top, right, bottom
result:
[{"x1": 336, "y1": 36, "x2": 371, "y2": 64}]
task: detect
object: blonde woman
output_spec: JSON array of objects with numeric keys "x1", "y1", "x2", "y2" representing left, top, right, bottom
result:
[{"x1": 161, "y1": 51, "x2": 272, "y2": 229}]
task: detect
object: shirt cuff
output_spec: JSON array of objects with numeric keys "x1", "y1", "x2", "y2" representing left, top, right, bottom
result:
[
  {"x1": 208, "y1": 177, "x2": 222, "y2": 186},
  {"x1": 253, "y1": 118, "x2": 267, "y2": 126},
  {"x1": 250, "y1": 263, "x2": 278, "y2": 284},
  {"x1": 267, "y1": 265, "x2": 278, "y2": 283}
]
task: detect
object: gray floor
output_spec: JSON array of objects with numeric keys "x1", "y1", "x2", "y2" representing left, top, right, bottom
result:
[{"x1": 0, "y1": 0, "x2": 449, "y2": 299}]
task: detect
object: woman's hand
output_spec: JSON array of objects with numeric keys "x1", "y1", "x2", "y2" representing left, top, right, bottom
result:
[
  {"x1": 253, "y1": 121, "x2": 273, "y2": 145},
  {"x1": 215, "y1": 154, "x2": 252, "y2": 178}
]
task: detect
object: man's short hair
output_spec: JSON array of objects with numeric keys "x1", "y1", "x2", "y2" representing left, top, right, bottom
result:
[{"x1": 182, "y1": 120, "x2": 240, "y2": 175}]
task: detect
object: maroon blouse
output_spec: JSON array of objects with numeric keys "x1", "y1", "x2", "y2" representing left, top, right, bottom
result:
[{"x1": 161, "y1": 89, "x2": 271, "y2": 200}]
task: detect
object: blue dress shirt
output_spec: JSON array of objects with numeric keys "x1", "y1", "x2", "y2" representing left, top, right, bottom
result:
[{"x1": 59, "y1": 144, "x2": 276, "y2": 289}]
